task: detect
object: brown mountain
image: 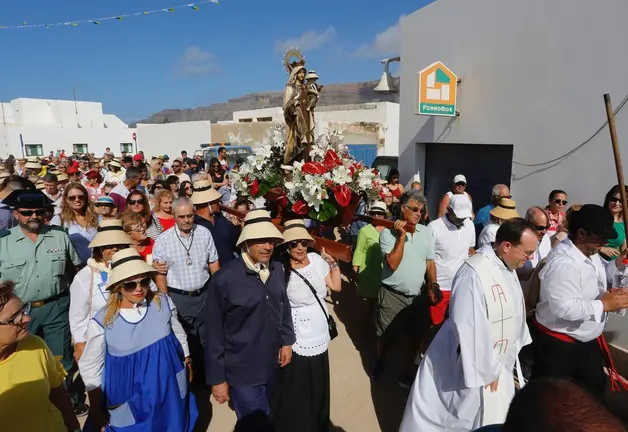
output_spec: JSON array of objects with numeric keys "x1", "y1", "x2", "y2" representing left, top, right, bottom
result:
[{"x1": 131, "y1": 78, "x2": 400, "y2": 126}]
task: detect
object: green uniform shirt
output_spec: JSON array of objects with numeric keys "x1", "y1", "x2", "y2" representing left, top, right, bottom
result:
[{"x1": 0, "y1": 224, "x2": 83, "y2": 303}]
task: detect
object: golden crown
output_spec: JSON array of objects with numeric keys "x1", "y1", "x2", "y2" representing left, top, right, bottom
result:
[{"x1": 283, "y1": 47, "x2": 306, "y2": 73}]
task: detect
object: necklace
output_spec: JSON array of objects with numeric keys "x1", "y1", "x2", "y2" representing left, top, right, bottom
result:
[{"x1": 175, "y1": 227, "x2": 195, "y2": 266}]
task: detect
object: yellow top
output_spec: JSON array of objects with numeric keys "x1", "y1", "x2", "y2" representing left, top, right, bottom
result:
[{"x1": 0, "y1": 334, "x2": 67, "y2": 432}]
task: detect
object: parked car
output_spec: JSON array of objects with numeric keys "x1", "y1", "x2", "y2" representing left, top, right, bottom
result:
[
  {"x1": 200, "y1": 144, "x2": 254, "y2": 169},
  {"x1": 371, "y1": 155, "x2": 398, "y2": 180}
]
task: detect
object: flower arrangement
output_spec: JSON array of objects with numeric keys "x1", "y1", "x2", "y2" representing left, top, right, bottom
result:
[{"x1": 231, "y1": 125, "x2": 383, "y2": 223}]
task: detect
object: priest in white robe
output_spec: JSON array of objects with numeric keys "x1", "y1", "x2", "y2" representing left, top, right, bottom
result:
[{"x1": 400, "y1": 218, "x2": 538, "y2": 432}]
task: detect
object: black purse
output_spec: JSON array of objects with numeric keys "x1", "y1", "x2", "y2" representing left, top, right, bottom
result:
[{"x1": 292, "y1": 270, "x2": 338, "y2": 340}]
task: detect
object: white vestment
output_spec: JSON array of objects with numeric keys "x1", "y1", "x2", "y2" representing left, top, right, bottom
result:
[{"x1": 400, "y1": 245, "x2": 531, "y2": 432}]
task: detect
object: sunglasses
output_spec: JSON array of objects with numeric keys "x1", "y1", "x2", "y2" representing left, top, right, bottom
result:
[
  {"x1": 288, "y1": 239, "x2": 310, "y2": 249},
  {"x1": 67, "y1": 195, "x2": 85, "y2": 201},
  {"x1": 404, "y1": 205, "x2": 424, "y2": 213},
  {"x1": 554, "y1": 199, "x2": 568, "y2": 205},
  {"x1": 154, "y1": 186, "x2": 164, "y2": 190},
  {"x1": 0, "y1": 303, "x2": 31, "y2": 326},
  {"x1": 121, "y1": 277, "x2": 151, "y2": 292},
  {"x1": 455, "y1": 182, "x2": 466, "y2": 187},
  {"x1": 498, "y1": 194, "x2": 512, "y2": 199},
  {"x1": 18, "y1": 209, "x2": 46, "y2": 217},
  {"x1": 172, "y1": 165, "x2": 181, "y2": 168},
  {"x1": 610, "y1": 197, "x2": 622, "y2": 204},
  {"x1": 128, "y1": 199, "x2": 144, "y2": 206},
  {"x1": 533, "y1": 224, "x2": 550, "y2": 232}
]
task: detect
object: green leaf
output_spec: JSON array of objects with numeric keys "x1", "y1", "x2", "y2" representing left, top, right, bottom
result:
[
  {"x1": 315, "y1": 201, "x2": 338, "y2": 222},
  {"x1": 258, "y1": 182, "x2": 271, "y2": 198}
]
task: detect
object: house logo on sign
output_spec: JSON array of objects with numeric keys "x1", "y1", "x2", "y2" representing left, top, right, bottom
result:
[{"x1": 416, "y1": 61, "x2": 458, "y2": 117}]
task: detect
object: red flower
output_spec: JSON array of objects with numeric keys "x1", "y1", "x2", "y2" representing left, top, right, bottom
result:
[
  {"x1": 325, "y1": 179, "x2": 334, "y2": 189},
  {"x1": 249, "y1": 179, "x2": 259, "y2": 197},
  {"x1": 334, "y1": 184, "x2": 352, "y2": 207},
  {"x1": 301, "y1": 162, "x2": 327, "y2": 175},
  {"x1": 292, "y1": 200, "x2": 310, "y2": 215},
  {"x1": 372, "y1": 168, "x2": 379, "y2": 176},
  {"x1": 279, "y1": 195, "x2": 289, "y2": 207},
  {"x1": 323, "y1": 150, "x2": 342, "y2": 170}
]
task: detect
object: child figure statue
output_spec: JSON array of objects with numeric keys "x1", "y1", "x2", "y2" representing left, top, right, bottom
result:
[{"x1": 306, "y1": 70, "x2": 323, "y2": 112}]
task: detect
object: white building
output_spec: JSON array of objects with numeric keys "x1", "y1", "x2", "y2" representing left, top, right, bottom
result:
[
  {"x1": 398, "y1": 0, "x2": 628, "y2": 354},
  {"x1": 0, "y1": 98, "x2": 136, "y2": 158},
  {"x1": 135, "y1": 121, "x2": 212, "y2": 158},
  {"x1": 229, "y1": 102, "x2": 400, "y2": 157}
]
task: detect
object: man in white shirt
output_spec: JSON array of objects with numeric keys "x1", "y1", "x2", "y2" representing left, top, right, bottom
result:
[
  {"x1": 532, "y1": 204, "x2": 628, "y2": 396},
  {"x1": 171, "y1": 158, "x2": 191, "y2": 184},
  {"x1": 42, "y1": 173, "x2": 63, "y2": 215},
  {"x1": 427, "y1": 194, "x2": 475, "y2": 326}
]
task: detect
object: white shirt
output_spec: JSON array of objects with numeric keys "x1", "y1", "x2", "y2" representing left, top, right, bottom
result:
[
  {"x1": 287, "y1": 253, "x2": 331, "y2": 357},
  {"x1": 518, "y1": 233, "x2": 552, "y2": 291},
  {"x1": 43, "y1": 190, "x2": 63, "y2": 215},
  {"x1": 79, "y1": 295, "x2": 189, "y2": 391},
  {"x1": 428, "y1": 216, "x2": 475, "y2": 291},
  {"x1": 478, "y1": 223, "x2": 499, "y2": 247},
  {"x1": 536, "y1": 238, "x2": 617, "y2": 342},
  {"x1": 109, "y1": 182, "x2": 131, "y2": 200},
  {"x1": 175, "y1": 172, "x2": 191, "y2": 184}
]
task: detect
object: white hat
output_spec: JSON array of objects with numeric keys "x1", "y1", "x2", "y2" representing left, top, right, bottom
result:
[
  {"x1": 453, "y1": 174, "x2": 467, "y2": 184},
  {"x1": 89, "y1": 219, "x2": 133, "y2": 248},
  {"x1": 306, "y1": 70, "x2": 319, "y2": 80},
  {"x1": 191, "y1": 180, "x2": 221, "y2": 205},
  {"x1": 369, "y1": 201, "x2": 387, "y2": 214},
  {"x1": 449, "y1": 194, "x2": 473, "y2": 219},
  {"x1": 106, "y1": 248, "x2": 157, "y2": 289},
  {"x1": 236, "y1": 209, "x2": 284, "y2": 248},
  {"x1": 25, "y1": 161, "x2": 42, "y2": 170},
  {"x1": 0, "y1": 171, "x2": 10, "y2": 180},
  {"x1": 281, "y1": 219, "x2": 314, "y2": 245},
  {"x1": 108, "y1": 160, "x2": 122, "y2": 168}
]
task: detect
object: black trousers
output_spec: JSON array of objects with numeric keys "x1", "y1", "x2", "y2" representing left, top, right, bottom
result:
[{"x1": 530, "y1": 324, "x2": 607, "y2": 396}]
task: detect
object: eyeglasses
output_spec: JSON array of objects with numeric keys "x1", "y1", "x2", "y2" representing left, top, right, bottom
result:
[
  {"x1": 288, "y1": 239, "x2": 310, "y2": 249},
  {"x1": 497, "y1": 194, "x2": 512, "y2": 199},
  {"x1": 18, "y1": 209, "x2": 46, "y2": 217},
  {"x1": 121, "y1": 277, "x2": 151, "y2": 292},
  {"x1": 554, "y1": 199, "x2": 568, "y2": 205},
  {"x1": 610, "y1": 197, "x2": 622, "y2": 204},
  {"x1": 455, "y1": 182, "x2": 466, "y2": 187},
  {"x1": 514, "y1": 245, "x2": 536, "y2": 259},
  {"x1": 172, "y1": 164, "x2": 181, "y2": 168},
  {"x1": 67, "y1": 194, "x2": 86, "y2": 201},
  {"x1": 131, "y1": 224, "x2": 146, "y2": 232},
  {"x1": 128, "y1": 199, "x2": 144, "y2": 206},
  {"x1": 404, "y1": 205, "x2": 423, "y2": 213},
  {"x1": 184, "y1": 186, "x2": 192, "y2": 191},
  {"x1": 0, "y1": 303, "x2": 31, "y2": 326}
]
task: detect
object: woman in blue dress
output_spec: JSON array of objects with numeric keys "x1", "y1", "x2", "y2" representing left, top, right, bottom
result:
[{"x1": 78, "y1": 248, "x2": 197, "y2": 431}]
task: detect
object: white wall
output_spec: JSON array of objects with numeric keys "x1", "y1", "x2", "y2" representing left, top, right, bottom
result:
[
  {"x1": 135, "y1": 121, "x2": 212, "y2": 157},
  {"x1": 383, "y1": 102, "x2": 400, "y2": 156},
  {"x1": 232, "y1": 107, "x2": 283, "y2": 123}
]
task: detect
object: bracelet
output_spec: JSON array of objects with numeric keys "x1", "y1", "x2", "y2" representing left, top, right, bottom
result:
[{"x1": 330, "y1": 261, "x2": 339, "y2": 269}]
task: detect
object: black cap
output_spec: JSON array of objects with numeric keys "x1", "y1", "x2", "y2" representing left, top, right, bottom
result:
[
  {"x1": 2, "y1": 190, "x2": 53, "y2": 209},
  {"x1": 571, "y1": 204, "x2": 618, "y2": 240}
]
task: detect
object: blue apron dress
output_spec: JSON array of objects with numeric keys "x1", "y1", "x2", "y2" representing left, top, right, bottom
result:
[{"x1": 92, "y1": 294, "x2": 198, "y2": 431}]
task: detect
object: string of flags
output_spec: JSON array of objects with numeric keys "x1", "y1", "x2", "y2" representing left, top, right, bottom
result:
[{"x1": 0, "y1": 1, "x2": 218, "y2": 30}]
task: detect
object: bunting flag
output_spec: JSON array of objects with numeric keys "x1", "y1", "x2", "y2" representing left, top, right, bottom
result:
[{"x1": 0, "y1": 1, "x2": 218, "y2": 30}]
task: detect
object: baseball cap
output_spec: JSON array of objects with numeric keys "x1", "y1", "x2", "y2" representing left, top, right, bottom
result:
[
  {"x1": 570, "y1": 204, "x2": 618, "y2": 240},
  {"x1": 133, "y1": 154, "x2": 143, "y2": 162},
  {"x1": 449, "y1": 194, "x2": 473, "y2": 219},
  {"x1": 453, "y1": 174, "x2": 467, "y2": 184},
  {"x1": 95, "y1": 196, "x2": 116, "y2": 207}
]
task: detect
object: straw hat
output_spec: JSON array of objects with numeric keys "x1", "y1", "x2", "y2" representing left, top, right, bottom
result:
[
  {"x1": 108, "y1": 160, "x2": 122, "y2": 168},
  {"x1": 191, "y1": 180, "x2": 221, "y2": 205},
  {"x1": 57, "y1": 173, "x2": 69, "y2": 182},
  {"x1": 281, "y1": 219, "x2": 314, "y2": 245},
  {"x1": 0, "y1": 171, "x2": 10, "y2": 180},
  {"x1": 0, "y1": 186, "x2": 13, "y2": 201},
  {"x1": 490, "y1": 197, "x2": 520, "y2": 220},
  {"x1": 106, "y1": 248, "x2": 157, "y2": 289},
  {"x1": 25, "y1": 161, "x2": 42, "y2": 170},
  {"x1": 236, "y1": 209, "x2": 284, "y2": 248},
  {"x1": 35, "y1": 181, "x2": 45, "y2": 190},
  {"x1": 369, "y1": 201, "x2": 387, "y2": 214},
  {"x1": 89, "y1": 219, "x2": 133, "y2": 248}
]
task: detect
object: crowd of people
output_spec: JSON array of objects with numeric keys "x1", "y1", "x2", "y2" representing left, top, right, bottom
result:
[{"x1": 0, "y1": 147, "x2": 627, "y2": 432}]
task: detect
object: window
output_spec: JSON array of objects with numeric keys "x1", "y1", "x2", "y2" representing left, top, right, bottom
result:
[
  {"x1": 256, "y1": 117, "x2": 272, "y2": 122},
  {"x1": 73, "y1": 143, "x2": 88, "y2": 155},
  {"x1": 238, "y1": 118, "x2": 253, "y2": 123},
  {"x1": 24, "y1": 144, "x2": 43, "y2": 157},
  {"x1": 120, "y1": 143, "x2": 134, "y2": 153}
]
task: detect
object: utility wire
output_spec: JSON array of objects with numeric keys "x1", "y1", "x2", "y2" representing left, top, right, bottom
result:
[{"x1": 513, "y1": 92, "x2": 628, "y2": 167}]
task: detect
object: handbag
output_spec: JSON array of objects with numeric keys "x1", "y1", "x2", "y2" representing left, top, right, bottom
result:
[{"x1": 292, "y1": 269, "x2": 338, "y2": 340}]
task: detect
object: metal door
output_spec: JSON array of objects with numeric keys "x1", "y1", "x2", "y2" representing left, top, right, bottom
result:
[{"x1": 347, "y1": 144, "x2": 378, "y2": 168}]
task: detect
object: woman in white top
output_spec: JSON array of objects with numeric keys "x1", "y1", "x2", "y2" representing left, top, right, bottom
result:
[
  {"x1": 438, "y1": 174, "x2": 474, "y2": 218},
  {"x1": 50, "y1": 182, "x2": 98, "y2": 262},
  {"x1": 270, "y1": 219, "x2": 341, "y2": 432},
  {"x1": 69, "y1": 219, "x2": 133, "y2": 362}
]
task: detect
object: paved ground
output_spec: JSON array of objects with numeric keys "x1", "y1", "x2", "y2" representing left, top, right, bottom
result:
[{"x1": 195, "y1": 276, "x2": 411, "y2": 432}]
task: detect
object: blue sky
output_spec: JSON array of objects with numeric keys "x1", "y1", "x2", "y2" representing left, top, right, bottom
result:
[{"x1": 0, "y1": 0, "x2": 431, "y2": 122}]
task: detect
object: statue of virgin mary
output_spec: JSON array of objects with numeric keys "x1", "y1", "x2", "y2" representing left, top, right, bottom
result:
[{"x1": 282, "y1": 49, "x2": 315, "y2": 165}]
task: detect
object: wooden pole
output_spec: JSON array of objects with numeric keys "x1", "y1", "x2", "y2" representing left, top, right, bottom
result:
[{"x1": 604, "y1": 93, "x2": 628, "y2": 237}]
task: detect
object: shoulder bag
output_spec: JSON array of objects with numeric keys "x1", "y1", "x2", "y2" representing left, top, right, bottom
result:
[{"x1": 292, "y1": 269, "x2": 338, "y2": 340}]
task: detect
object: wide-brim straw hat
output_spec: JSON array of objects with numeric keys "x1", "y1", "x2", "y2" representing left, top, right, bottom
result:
[
  {"x1": 0, "y1": 171, "x2": 10, "y2": 180},
  {"x1": 56, "y1": 173, "x2": 69, "y2": 182},
  {"x1": 106, "y1": 248, "x2": 157, "y2": 289},
  {"x1": 490, "y1": 197, "x2": 519, "y2": 220},
  {"x1": 236, "y1": 209, "x2": 284, "y2": 248},
  {"x1": 35, "y1": 181, "x2": 45, "y2": 190},
  {"x1": 89, "y1": 219, "x2": 133, "y2": 248},
  {"x1": 281, "y1": 219, "x2": 315, "y2": 245},
  {"x1": 369, "y1": 201, "x2": 387, "y2": 214},
  {"x1": 191, "y1": 180, "x2": 221, "y2": 205},
  {"x1": 108, "y1": 160, "x2": 122, "y2": 168},
  {"x1": 25, "y1": 161, "x2": 42, "y2": 170}
]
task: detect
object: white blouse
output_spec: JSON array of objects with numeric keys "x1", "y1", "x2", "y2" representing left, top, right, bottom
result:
[
  {"x1": 287, "y1": 253, "x2": 331, "y2": 357},
  {"x1": 79, "y1": 295, "x2": 189, "y2": 391}
]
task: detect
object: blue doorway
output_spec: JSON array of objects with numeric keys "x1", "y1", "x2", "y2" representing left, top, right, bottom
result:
[{"x1": 347, "y1": 144, "x2": 378, "y2": 167}]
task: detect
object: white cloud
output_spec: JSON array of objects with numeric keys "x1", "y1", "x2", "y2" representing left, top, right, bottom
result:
[
  {"x1": 178, "y1": 46, "x2": 218, "y2": 77},
  {"x1": 354, "y1": 16, "x2": 404, "y2": 58},
  {"x1": 274, "y1": 27, "x2": 336, "y2": 53}
]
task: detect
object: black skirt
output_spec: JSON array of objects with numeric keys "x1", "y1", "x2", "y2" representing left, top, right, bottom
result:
[{"x1": 270, "y1": 350, "x2": 330, "y2": 432}]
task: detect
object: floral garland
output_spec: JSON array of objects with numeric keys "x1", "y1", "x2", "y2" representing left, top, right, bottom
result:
[{"x1": 231, "y1": 125, "x2": 383, "y2": 222}]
